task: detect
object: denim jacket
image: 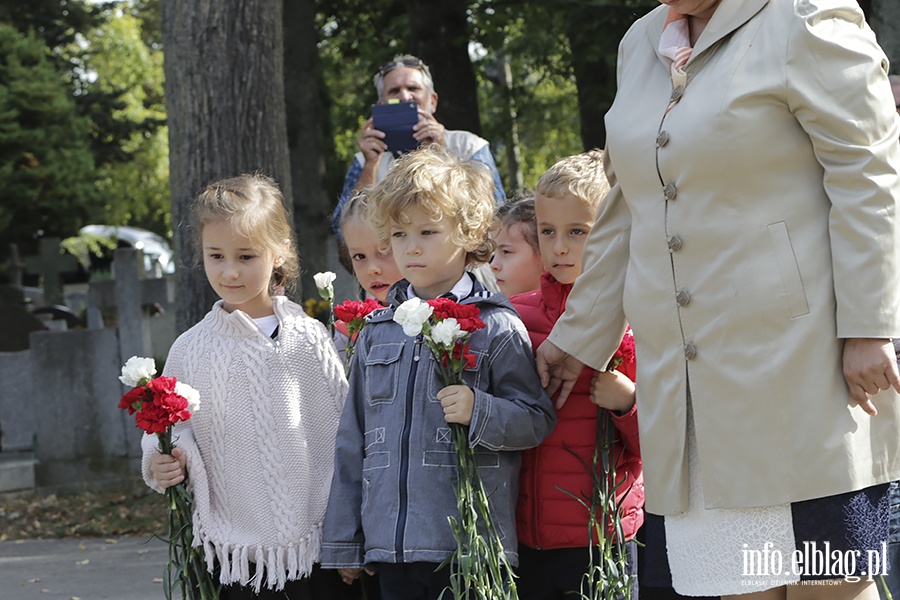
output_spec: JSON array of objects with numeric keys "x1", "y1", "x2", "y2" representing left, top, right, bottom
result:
[{"x1": 321, "y1": 277, "x2": 556, "y2": 568}]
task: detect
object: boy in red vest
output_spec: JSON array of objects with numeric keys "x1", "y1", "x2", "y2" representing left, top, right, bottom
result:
[{"x1": 512, "y1": 150, "x2": 644, "y2": 599}]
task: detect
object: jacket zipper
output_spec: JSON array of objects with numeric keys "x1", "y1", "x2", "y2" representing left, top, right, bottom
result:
[{"x1": 395, "y1": 336, "x2": 422, "y2": 561}]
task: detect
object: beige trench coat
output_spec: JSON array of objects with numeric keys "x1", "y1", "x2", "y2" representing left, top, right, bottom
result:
[{"x1": 548, "y1": 0, "x2": 900, "y2": 515}]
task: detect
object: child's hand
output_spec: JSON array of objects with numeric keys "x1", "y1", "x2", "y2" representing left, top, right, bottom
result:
[
  {"x1": 150, "y1": 447, "x2": 186, "y2": 488},
  {"x1": 590, "y1": 370, "x2": 636, "y2": 413},
  {"x1": 338, "y1": 567, "x2": 362, "y2": 585},
  {"x1": 438, "y1": 385, "x2": 475, "y2": 425}
]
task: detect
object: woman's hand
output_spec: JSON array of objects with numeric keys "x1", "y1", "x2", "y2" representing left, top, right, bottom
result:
[
  {"x1": 536, "y1": 340, "x2": 585, "y2": 409},
  {"x1": 590, "y1": 369, "x2": 636, "y2": 413},
  {"x1": 149, "y1": 446, "x2": 186, "y2": 488},
  {"x1": 842, "y1": 338, "x2": 900, "y2": 415}
]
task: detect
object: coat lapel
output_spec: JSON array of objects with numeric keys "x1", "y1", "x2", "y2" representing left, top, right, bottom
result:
[
  {"x1": 691, "y1": 0, "x2": 769, "y2": 61},
  {"x1": 645, "y1": 0, "x2": 770, "y2": 70}
]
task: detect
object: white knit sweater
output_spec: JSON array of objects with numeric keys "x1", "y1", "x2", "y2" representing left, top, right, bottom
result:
[{"x1": 141, "y1": 297, "x2": 348, "y2": 591}]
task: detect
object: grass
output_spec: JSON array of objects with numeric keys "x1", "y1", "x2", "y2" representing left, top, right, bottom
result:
[{"x1": 0, "y1": 486, "x2": 167, "y2": 541}]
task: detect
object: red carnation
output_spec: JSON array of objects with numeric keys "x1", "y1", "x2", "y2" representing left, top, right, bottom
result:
[
  {"x1": 426, "y1": 298, "x2": 485, "y2": 333},
  {"x1": 334, "y1": 298, "x2": 381, "y2": 323},
  {"x1": 607, "y1": 329, "x2": 636, "y2": 372},
  {"x1": 118, "y1": 386, "x2": 148, "y2": 415}
]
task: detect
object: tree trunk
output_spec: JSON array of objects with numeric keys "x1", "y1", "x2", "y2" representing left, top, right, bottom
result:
[
  {"x1": 406, "y1": 0, "x2": 481, "y2": 134},
  {"x1": 564, "y1": 6, "x2": 614, "y2": 151},
  {"x1": 283, "y1": 0, "x2": 331, "y2": 299},
  {"x1": 162, "y1": 0, "x2": 291, "y2": 333},
  {"x1": 869, "y1": 0, "x2": 900, "y2": 71},
  {"x1": 497, "y1": 50, "x2": 523, "y2": 195}
]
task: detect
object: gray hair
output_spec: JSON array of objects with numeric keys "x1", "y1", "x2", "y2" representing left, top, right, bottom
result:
[{"x1": 373, "y1": 54, "x2": 435, "y2": 100}]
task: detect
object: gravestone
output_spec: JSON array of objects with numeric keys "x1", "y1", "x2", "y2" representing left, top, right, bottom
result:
[
  {"x1": 6, "y1": 244, "x2": 23, "y2": 287},
  {"x1": 24, "y1": 238, "x2": 79, "y2": 306},
  {"x1": 88, "y1": 248, "x2": 172, "y2": 360},
  {"x1": 0, "y1": 285, "x2": 47, "y2": 352}
]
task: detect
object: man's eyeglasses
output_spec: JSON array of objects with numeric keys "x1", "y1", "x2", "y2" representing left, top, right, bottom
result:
[{"x1": 377, "y1": 57, "x2": 430, "y2": 79}]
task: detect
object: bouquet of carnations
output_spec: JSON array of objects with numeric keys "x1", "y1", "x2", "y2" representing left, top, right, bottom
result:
[
  {"x1": 117, "y1": 356, "x2": 217, "y2": 600},
  {"x1": 393, "y1": 297, "x2": 517, "y2": 600},
  {"x1": 575, "y1": 330, "x2": 637, "y2": 600},
  {"x1": 334, "y1": 297, "x2": 383, "y2": 373}
]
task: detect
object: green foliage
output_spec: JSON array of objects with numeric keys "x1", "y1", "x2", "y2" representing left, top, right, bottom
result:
[
  {"x1": 84, "y1": 5, "x2": 169, "y2": 234},
  {"x1": 0, "y1": 24, "x2": 103, "y2": 251}
]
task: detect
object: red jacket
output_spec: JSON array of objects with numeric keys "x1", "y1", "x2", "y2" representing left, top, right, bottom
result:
[{"x1": 512, "y1": 272, "x2": 644, "y2": 549}]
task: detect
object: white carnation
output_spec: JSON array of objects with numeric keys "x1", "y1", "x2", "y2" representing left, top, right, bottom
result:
[
  {"x1": 118, "y1": 356, "x2": 157, "y2": 387},
  {"x1": 175, "y1": 381, "x2": 201, "y2": 414},
  {"x1": 313, "y1": 271, "x2": 336, "y2": 288},
  {"x1": 430, "y1": 318, "x2": 462, "y2": 347},
  {"x1": 393, "y1": 298, "x2": 433, "y2": 337}
]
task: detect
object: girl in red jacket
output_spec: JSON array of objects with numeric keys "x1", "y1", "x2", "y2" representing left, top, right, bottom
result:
[{"x1": 511, "y1": 150, "x2": 644, "y2": 600}]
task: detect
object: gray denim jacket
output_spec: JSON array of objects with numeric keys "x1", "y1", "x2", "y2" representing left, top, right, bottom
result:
[{"x1": 321, "y1": 278, "x2": 556, "y2": 568}]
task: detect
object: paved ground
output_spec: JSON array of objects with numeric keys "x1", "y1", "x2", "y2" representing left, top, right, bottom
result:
[{"x1": 0, "y1": 536, "x2": 168, "y2": 599}]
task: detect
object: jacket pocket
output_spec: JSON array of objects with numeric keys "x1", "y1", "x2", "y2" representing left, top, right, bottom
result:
[
  {"x1": 427, "y1": 349, "x2": 486, "y2": 402},
  {"x1": 365, "y1": 342, "x2": 404, "y2": 406},
  {"x1": 767, "y1": 222, "x2": 809, "y2": 318}
]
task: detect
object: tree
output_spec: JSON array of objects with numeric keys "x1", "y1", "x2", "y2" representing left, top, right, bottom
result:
[
  {"x1": 0, "y1": 24, "x2": 103, "y2": 253},
  {"x1": 284, "y1": 0, "x2": 332, "y2": 298},
  {"x1": 162, "y1": 0, "x2": 292, "y2": 331},
  {"x1": 407, "y1": 0, "x2": 483, "y2": 134},
  {"x1": 84, "y1": 5, "x2": 169, "y2": 235}
]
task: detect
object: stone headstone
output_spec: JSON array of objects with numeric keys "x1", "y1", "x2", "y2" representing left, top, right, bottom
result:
[
  {"x1": 0, "y1": 284, "x2": 25, "y2": 307},
  {"x1": 23, "y1": 238, "x2": 79, "y2": 306},
  {"x1": 0, "y1": 305, "x2": 47, "y2": 352}
]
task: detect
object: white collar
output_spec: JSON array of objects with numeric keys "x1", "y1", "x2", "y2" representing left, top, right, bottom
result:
[{"x1": 406, "y1": 273, "x2": 473, "y2": 301}]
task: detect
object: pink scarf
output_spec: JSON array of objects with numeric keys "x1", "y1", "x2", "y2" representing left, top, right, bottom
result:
[{"x1": 659, "y1": 8, "x2": 692, "y2": 89}]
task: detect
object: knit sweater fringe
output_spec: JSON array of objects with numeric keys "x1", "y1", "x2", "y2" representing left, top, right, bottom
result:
[{"x1": 197, "y1": 522, "x2": 323, "y2": 592}]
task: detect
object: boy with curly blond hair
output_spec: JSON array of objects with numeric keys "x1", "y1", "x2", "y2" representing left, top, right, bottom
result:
[{"x1": 322, "y1": 145, "x2": 556, "y2": 600}]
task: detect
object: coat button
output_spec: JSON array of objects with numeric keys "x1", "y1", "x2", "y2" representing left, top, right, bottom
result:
[
  {"x1": 676, "y1": 290, "x2": 691, "y2": 306},
  {"x1": 670, "y1": 86, "x2": 684, "y2": 102},
  {"x1": 684, "y1": 342, "x2": 697, "y2": 360},
  {"x1": 668, "y1": 235, "x2": 683, "y2": 252},
  {"x1": 663, "y1": 182, "x2": 677, "y2": 201},
  {"x1": 656, "y1": 130, "x2": 670, "y2": 147}
]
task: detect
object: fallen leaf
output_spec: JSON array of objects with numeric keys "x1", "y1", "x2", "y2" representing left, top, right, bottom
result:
[
  {"x1": 152, "y1": 577, "x2": 163, "y2": 583},
  {"x1": 76, "y1": 559, "x2": 90, "y2": 565}
]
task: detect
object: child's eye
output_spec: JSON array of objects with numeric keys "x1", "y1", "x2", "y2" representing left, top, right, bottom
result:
[
  {"x1": 352, "y1": 253, "x2": 366, "y2": 262},
  {"x1": 208, "y1": 253, "x2": 223, "y2": 260},
  {"x1": 421, "y1": 229, "x2": 435, "y2": 236},
  {"x1": 570, "y1": 229, "x2": 587, "y2": 236},
  {"x1": 391, "y1": 231, "x2": 406, "y2": 238},
  {"x1": 502, "y1": 249, "x2": 513, "y2": 255},
  {"x1": 240, "y1": 254, "x2": 256, "y2": 261},
  {"x1": 540, "y1": 228, "x2": 554, "y2": 236}
]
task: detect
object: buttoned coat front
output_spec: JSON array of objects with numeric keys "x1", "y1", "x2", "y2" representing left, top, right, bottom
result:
[{"x1": 548, "y1": 0, "x2": 900, "y2": 515}]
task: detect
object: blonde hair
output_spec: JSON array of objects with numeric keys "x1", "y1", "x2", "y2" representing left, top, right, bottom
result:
[
  {"x1": 366, "y1": 145, "x2": 496, "y2": 265},
  {"x1": 536, "y1": 149, "x2": 609, "y2": 211},
  {"x1": 192, "y1": 173, "x2": 299, "y2": 294}
]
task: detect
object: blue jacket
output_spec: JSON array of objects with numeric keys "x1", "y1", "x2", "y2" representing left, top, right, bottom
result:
[{"x1": 321, "y1": 278, "x2": 556, "y2": 568}]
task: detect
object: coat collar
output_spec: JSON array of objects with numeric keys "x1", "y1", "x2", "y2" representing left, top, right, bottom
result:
[{"x1": 647, "y1": 0, "x2": 769, "y2": 69}]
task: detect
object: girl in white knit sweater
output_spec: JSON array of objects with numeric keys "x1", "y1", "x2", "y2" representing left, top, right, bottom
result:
[{"x1": 143, "y1": 174, "x2": 354, "y2": 599}]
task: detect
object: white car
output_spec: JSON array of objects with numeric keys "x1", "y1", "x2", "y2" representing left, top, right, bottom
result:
[{"x1": 79, "y1": 225, "x2": 175, "y2": 278}]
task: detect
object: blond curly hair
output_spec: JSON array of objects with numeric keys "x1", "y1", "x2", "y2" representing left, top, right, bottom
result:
[
  {"x1": 536, "y1": 149, "x2": 609, "y2": 211},
  {"x1": 365, "y1": 145, "x2": 497, "y2": 265},
  {"x1": 192, "y1": 173, "x2": 300, "y2": 294}
]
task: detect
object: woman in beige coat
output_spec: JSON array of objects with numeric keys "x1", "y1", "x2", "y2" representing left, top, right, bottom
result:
[{"x1": 537, "y1": 0, "x2": 900, "y2": 598}]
